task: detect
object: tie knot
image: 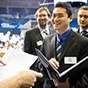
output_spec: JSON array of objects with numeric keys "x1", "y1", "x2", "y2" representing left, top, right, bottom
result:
[
  {"x1": 42, "y1": 29, "x2": 48, "y2": 39},
  {"x1": 43, "y1": 30, "x2": 48, "y2": 35},
  {"x1": 81, "y1": 31, "x2": 87, "y2": 36},
  {"x1": 56, "y1": 35, "x2": 62, "y2": 44}
]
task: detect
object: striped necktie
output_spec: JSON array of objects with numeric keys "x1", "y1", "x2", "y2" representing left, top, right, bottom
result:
[
  {"x1": 43, "y1": 29, "x2": 48, "y2": 35},
  {"x1": 56, "y1": 36, "x2": 62, "y2": 58},
  {"x1": 42, "y1": 29, "x2": 48, "y2": 38},
  {"x1": 56, "y1": 38, "x2": 61, "y2": 52},
  {"x1": 81, "y1": 31, "x2": 87, "y2": 35},
  {"x1": 56, "y1": 36, "x2": 62, "y2": 55},
  {"x1": 81, "y1": 31, "x2": 88, "y2": 37}
]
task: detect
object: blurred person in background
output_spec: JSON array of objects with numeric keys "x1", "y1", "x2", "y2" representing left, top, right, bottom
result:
[
  {"x1": 9, "y1": 34, "x2": 20, "y2": 48},
  {"x1": 76, "y1": 5, "x2": 88, "y2": 88},
  {"x1": 0, "y1": 31, "x2": 11, "y2": 54},
  {"x1": 77, "y1": 5, "x2": 88, "y2": 37},
  {"x1": 23, "y1": 7, "x2": 55, "y2": 55},
  {"x1": 23, "y1": 6, "x2": 55, "y2": 88}
]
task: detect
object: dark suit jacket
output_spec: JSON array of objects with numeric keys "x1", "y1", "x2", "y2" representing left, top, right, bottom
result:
[
  {"x1": 76, "y1": 28, "x2": 88, "y2": 88},
  {"x1": 23, "y1": 26, "x2": 56, "y2": 88},
  {"x1": 23, "y1": 26, "x2": 55, "y2": 55},
  {"x1": 40, "y1": 30, "x2": 88, "y2": 88}
]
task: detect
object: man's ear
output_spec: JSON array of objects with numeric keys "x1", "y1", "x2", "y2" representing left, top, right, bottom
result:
[
  {"x1": 50, "y1": 16, "x2": 54, "y2": 25},
  {"x1": 69, "y1": 15, "x2": 73, "y2": 22}
]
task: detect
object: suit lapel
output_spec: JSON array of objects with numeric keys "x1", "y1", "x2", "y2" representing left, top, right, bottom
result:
[
  {"x1": 33, "y1": 27, "x2": 43, "y2": 47},
  {"x1": 58, "y1": 30, "x2": 75, "y2": 61},
  {"x1": 51, "y1": 35, "x2": 56, "y2": 57},
  {"x1": 35, "y1": 27, "x2": 43, "y2": 40}
]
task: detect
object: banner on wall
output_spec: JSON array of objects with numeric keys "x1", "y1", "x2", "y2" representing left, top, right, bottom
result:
[{"x1": 0, "y1": 18, "x2": 29, "y2": 34}]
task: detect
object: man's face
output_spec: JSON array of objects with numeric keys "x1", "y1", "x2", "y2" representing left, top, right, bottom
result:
[
  {"x1": 36, "y1": 10, "x2": 50, "y2": 28},
  {"x1": 77, "y1": 9, "x2": 88, "y2": 29},
  {"x1": 51, "y1": 7, "x2": 72, "y2": 33}
]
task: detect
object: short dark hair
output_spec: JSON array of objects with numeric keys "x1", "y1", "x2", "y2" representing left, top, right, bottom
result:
[{"x1": 55, "y1": 2, "x2": 73, "y2": 17}]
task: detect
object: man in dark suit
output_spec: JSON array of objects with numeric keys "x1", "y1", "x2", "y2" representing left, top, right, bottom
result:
[
  {"x1": 39, "y1": 2, "x2": 88, "y2": 88},
  {"x1": 77, "y1": 5, "x2": 88, "y2": 37},
  {"x1": 23, "y1": 7, "x2": 55, "y2": 55},
  {"x1": 75, "y1": 5, "x2": 88, "y2": 88},
  {"x1": 23, "y1": 7, "x2": 55, "y2": 88}
]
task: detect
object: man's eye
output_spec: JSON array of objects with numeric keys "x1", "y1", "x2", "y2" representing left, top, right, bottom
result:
[
  {"x1": 84, "y1": 16, "x2": 88, "y2": 19},
  {"x1": 38, "y1": 14, "x2": 46, "y2": 17},
  {"x1": 57, "y1": 14, "x2": 63, "y2": 17},
  {"x1": 80, "y1": 16, "x2": 82, "y2": 18},
  {"x1": 79, "y1": 15, "x2": 88, "y2": 19},
  {"x1": 52, "y1": 14, "x2": 63, "y2": 18}
]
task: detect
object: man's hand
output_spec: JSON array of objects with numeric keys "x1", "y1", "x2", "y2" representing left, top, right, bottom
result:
[
  {"x1": 49, "y1": 58, "x2": 60, "y2": 69},
  {"x1": 17, "y1": 70, "x2": 43, "y2": 87}
]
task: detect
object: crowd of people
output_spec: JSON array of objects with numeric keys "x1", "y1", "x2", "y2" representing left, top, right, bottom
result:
[
  {"x1": 0, "y1": 31, "x2": 24, "y2": 55},
  {"x1": 0, "y1": 1, "x2": 88, "y2": 88}
]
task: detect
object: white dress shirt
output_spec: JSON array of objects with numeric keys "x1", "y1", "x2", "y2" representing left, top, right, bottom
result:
[{"x1": 38, "y1": 24, "x2": 50, "y2": 39}]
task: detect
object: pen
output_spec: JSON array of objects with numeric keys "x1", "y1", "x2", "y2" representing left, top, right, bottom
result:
[{"x1": 0, "y1": 60, "x2": 6, "y2": 66}]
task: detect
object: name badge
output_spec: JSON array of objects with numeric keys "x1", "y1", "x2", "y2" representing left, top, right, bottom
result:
[
  {"x1": 37, "y1": 40, "x2": 43, "y2": 46},
  {"x1": 64, "y1": 57, "x2": 77, "y2": 64}
]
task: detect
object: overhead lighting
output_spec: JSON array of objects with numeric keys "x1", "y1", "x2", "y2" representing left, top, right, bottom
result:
[{"x1": 39, "y1": 2, "x2": 54, "y2": 6}]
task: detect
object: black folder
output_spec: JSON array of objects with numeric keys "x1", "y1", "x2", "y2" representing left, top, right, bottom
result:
[{"x1": 35, "y1": 48, "x2": 88, "y2": 81}]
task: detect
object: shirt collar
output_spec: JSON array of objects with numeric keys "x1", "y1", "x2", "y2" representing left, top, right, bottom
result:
[
  {"x1": 80, "y1": 27, "x2": 88, "y2": 33},
  {"x1": 56, "y1": 29, "x2": 71, "y2": 42},
  {"x1": 37, "y1": 24, "x2": 50, "y2": 34}
]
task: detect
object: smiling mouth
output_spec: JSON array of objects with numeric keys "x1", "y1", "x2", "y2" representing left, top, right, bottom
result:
[
  {"x1": 54, "y1": 22, "x2": 61, "y2": 26},
  {"x1": 80, "y1": 22, "x2": 86, "y2": 25}
]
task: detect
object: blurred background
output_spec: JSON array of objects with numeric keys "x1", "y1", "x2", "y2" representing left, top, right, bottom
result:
[
  {"x1": 0, "y1": 0, "x2": 87, "y2": 34},
  {"x1": 0, "y1": 0, "x2": 87, "y2": 53}
]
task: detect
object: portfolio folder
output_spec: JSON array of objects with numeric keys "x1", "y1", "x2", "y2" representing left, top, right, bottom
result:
[{"x1": 35, "y1": 48, "x2": 88, "y2": 81}]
